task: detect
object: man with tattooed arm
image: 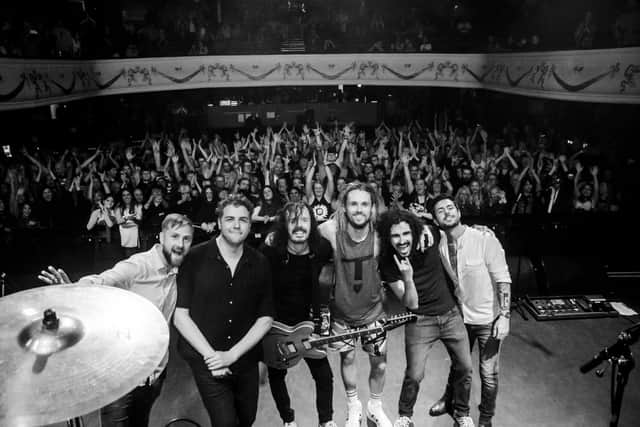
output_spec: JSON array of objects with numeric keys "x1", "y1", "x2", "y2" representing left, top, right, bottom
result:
[{"x1": 430, "y1": 194, "x2": 512, "y2": 427}]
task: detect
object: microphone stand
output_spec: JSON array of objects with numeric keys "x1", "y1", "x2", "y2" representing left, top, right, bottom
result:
[{"x1": 580, "y1": 322, "x2": 639, "y2": 427}]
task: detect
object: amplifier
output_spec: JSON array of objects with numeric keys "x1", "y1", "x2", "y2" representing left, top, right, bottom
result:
[{"x1": 524, "y1": 295, "x2": 619, "y2": 321}]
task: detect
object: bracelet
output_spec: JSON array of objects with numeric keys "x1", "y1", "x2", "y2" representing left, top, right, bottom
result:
[{"x1": 499, "y1": 310, "x2": 511, "y2": 319}]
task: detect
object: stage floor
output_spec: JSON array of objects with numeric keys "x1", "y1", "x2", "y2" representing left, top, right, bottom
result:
[
  {"x1": 146, "y1": 313, "x2": 640, "y2": 427},
  {"x1": 47, "y1": 307, "x2": 640, "y2": 427},
  {"x1": 9, "y1": 248, "x2": 639, "y2": 427}
]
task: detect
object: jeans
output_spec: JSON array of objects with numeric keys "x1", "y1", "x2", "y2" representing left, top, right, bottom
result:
[
  {"x1": 467, "y1": 322, "x2": 501, "y2": 424},
  {"x1": 187, "y1": 358, "x2": 259, "y2": 427},
  {"x1": 398, "y1": 306, "x2": 473, "y2": 419},
  {"x1": 443, "y1": 320, "x2": 502, "y2": 424},
  {"x1": 100, "y1": 370, "x2": 166, "y2": 427},
  {"x1": 268, "y1": 357, "x2": 334, "y2": 424}
]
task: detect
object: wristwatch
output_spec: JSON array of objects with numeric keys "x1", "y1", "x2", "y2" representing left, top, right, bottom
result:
[{"x1": 499, "y1": 310, "x2": 511, "y2": 319}]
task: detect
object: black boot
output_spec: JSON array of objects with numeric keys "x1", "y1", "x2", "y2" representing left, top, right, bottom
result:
[{"x1": 428, "y1": 396, "x2": 452, "y2": 417}]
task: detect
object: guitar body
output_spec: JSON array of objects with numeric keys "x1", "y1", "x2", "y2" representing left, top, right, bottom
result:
[
  {"x1": 262, "y1": 313, "x2": 418, "y2": 370},
  {"x1": 262, "y1": 320, "x2": 327, "y2": 369}
]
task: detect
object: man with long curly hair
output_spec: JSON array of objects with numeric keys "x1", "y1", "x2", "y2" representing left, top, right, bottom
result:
[
  {"x1": 260, "y1": 201, "x2": 337, "y2": 427},
  {"x1": 377, "y1": 209, "x2": 474, "y2": 427}
]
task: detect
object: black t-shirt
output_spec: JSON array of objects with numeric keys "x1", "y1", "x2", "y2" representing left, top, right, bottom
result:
[
  {"x1": 172, "y1": 199, "x2": 195, "y2": 218},
  {"x1": 380, "y1": 228, "x2": 455, "y2": 316},
  {"x1": 143, "y1": 201, "x2": 169, "y2": 233},
  {"x1": 260, "y1": 236, "x2": 333, "y2": 325},
  {"x1": 309, "y1": 197, "x2": 333, "y2": 223},
  {"x1": 272, "y1": 253, "x2": 313, "y2": 324}
]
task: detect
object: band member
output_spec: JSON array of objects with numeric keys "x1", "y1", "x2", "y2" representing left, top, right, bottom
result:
[
  {"x1": 38, "y1": 213, "x2": 194, "y2": 427},
  {"x1": 173, "y1": 194, "x2": 274, "y2": 427},
  {"x1": 260, "y1": 201, "x2": 337, "y2": 427},
  {"x1": 318, "y1": 182, "x2": 392, "y2": 427},
  {"x1": 431, "y1": 195, "x2": 512, "y2": 427},
  {"x1": 377, "y1": 209, "x2": 474, "y2": 427}
]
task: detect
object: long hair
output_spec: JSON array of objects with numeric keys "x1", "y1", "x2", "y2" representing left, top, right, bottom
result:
[
  {"x1": 377, "y1": 208, "x2": 425, "y2": 263},
  {"x1": 270, "y1": 201, "x2": 322, "y2": 257},
  {"x1": 333, "y1": 181, "x2": 379, "y2": 232}
]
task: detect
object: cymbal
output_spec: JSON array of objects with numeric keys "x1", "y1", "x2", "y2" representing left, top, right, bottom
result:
[{"x1": 0, "y1": 284, "x2": 170, "y2": 426}]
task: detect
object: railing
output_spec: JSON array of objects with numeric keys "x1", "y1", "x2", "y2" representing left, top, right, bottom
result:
[{"x1": 1, "y1": 48, "x2": 638, "y2": 110}]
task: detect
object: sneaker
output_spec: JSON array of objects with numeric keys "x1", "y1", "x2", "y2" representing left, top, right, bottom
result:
[
  {"x1": 453, "y1": 416, "x2": 475, "y2": 427},
  {"x1": 320, "y1": 422, "x2": 338, "y2": 427},
  {"x1": 345, "y1": 399, "x2": 363, "y2": 427},
  {"x1": 393, "y1": 416, "x2": 414, "y2": 427},
  {"x1": 366, "y1": 400, "x2": 392, "y2": 427},
  {"x1": 284, "y1": 422, "x2": 298, "y2": 427}
]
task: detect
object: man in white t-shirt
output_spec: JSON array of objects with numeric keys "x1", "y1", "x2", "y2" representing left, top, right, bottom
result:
[{"x1": 430, "y1": 195, "x2": 511, "y2": 427}]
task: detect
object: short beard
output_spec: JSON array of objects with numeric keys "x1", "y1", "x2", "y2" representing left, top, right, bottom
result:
[
  {"x1": 437, "y1": 218, "x2": 460, "y2": 231},
  {"x1": 162, "y1": 246, "x2": 183, "y2": 267},
  {"x1": 346, "y1": 214, "x2": 369, "y2": 230}
]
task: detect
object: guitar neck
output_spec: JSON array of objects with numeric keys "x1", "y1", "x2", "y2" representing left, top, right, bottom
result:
[
  {"x1": 309, "y1": 327, "x2": 384, "y2": 347},
  {"x1": 308, "y1": 315, "x2": 415, "y2": 348}
]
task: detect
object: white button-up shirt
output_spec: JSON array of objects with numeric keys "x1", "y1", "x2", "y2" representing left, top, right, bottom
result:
[
  {"x1": 78, "y1": 244, "x2": 178, "y2": 380},
  {"x1": 439, "y1": 226, "x2": 511, "y2": 325}
]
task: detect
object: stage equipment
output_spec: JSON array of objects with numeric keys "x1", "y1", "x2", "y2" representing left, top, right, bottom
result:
[
  {"x1": 580, "y1": 322, "x2": 640, "y2": 427},
  {"x1": 0, "y1": 283, "x2": 169, "y2": 426},
  {"x1": 523, "y1": 294, "x2": 618, "y2": 321}
]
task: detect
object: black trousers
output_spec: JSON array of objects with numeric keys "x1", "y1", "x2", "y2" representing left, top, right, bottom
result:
[
  {"x1": 100, "y1": 369, "x2": 166, "y2": 427},
  {"x1": 268, "y1": 357, "x2": 334, "y2": 424},
  {"x1": 187, "y1": 359, "x2": 259, "y2": 427}
]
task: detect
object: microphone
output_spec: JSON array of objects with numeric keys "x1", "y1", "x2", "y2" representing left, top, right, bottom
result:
[{"x1": 580, "y1": 323, "x2": 640, "y2": 373}]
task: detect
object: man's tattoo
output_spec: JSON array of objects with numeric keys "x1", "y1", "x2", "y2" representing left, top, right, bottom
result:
[{"x1": 497, "y1": 282, "x2": 511, "y2": 312}]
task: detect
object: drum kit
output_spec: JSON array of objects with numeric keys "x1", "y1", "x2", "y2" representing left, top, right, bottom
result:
[{"x1": 0, "y1": 283, "x2": 170, "y2": 427}]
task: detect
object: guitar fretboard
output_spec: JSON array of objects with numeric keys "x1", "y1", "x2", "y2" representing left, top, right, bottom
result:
[{"x1": 308, "y1": 315, "x2": 415, "y2": 347}]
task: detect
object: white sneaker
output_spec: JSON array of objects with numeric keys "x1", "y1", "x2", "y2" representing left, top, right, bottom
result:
[
  {"x1": 284, "y1": 422, "x2": 298, "y2": 427},
  {"x1": 393, "y1": 416, "x2": 414, "y2": 427},
  {"x1": 366, "y1": 400, "x2": 392, "y2": 427},
  {"x1": 345, "y1": 399, "x2": 363, "y2": 427},
  {"x1": 453, "y1": 416, "x2": 475, "y2": 427},
  {"x1": 320, "y1": 421, "x2": 339, "y2": 427}
]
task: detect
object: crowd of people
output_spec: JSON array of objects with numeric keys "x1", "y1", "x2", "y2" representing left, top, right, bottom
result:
[
  {"x1": 0, "y1": 114, "x2": 624, "y2": 267},
  {"x1": 2, "y1": 0, "x2": 639, "y2": 58}
]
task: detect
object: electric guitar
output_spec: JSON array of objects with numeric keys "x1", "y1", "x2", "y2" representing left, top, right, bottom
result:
[{"x1": 262, "y1": 313, "x2": 417, "y2": 369}]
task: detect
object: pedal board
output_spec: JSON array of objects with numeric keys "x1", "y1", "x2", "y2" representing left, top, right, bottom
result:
[{"x1": 524, "y1": 295, "x2": 619, "y2": 321}]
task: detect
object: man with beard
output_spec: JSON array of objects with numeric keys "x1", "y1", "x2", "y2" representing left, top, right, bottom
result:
[
  {"x1": 430, "y1": 195, "x2": 511, "y2": 427},
  {"x1": 260, "y1": 201, "x2": 337, "y2": 427},
  {"x1": 317, "y1": 182, "x2": 392, "y2": 427},
  {"x1": 37, "y1": 213, "x2": 194, "y2": 427},
  {"x1": 376, "y1": 209, "x2": 473, "y2": 427},
  {"x1": 173, "y1": 194, "x2": 274, "y2": 427}
]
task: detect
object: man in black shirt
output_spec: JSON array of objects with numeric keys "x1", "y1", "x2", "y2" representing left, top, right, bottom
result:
[
  {"x1": 377, "y1": 209, "x2": 474, "y2": 427},
  {"x1": 174, "y1": 195, "x2": 274, "y2": 427},
  {"x1": 141, "y1": 186, "x2": 169, "y2": 250},
  {"x1": 260, "y1": 202, "x2": 337, "y2": 427},
  {"x1": 172, "y1": 182, "x2": 195, "y2": 218}
]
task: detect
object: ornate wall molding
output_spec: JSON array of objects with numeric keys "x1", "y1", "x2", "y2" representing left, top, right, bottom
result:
[{"x1": 0, "y1": 48, "x2": 638, "y2": 110}]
